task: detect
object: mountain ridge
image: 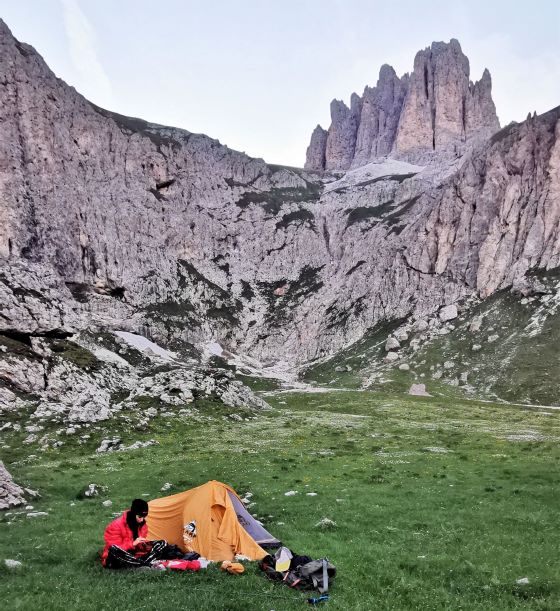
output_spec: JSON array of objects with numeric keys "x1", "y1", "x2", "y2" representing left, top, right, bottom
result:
[{"x1": 0, "y1": 19, "x2": 558, "y2": 416}]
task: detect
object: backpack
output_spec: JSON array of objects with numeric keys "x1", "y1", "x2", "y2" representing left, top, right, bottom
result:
[
  {"x1": 294, "y1": 558, "x2": 336, "y2": 593},
  {"x1": 259, "y1": 552, "x2": 336, "y2": 593}
]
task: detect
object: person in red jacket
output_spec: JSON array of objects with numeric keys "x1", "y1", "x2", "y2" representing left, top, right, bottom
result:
[{"x1": 102, "y1": 498, "x2": 168, "y2": 568}]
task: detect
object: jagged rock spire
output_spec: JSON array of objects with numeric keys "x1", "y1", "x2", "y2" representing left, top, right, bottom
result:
[{"x1": 305, "y1": 39, "x2": 500, "y2": 171}]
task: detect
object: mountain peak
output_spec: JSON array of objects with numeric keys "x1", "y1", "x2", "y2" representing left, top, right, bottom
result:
[{"x1": 305, "y1": 39, "x2": 500, "y2": 172}]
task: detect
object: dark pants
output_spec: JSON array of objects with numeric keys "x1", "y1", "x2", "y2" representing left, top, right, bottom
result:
[{"x1": 105, "y1": 540, "x2": 168, "y2": 569}]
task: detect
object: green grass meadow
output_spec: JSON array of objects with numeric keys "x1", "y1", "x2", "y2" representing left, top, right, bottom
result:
[{"x1": 1, "y1": 390, "x2": 559, "y2": 610}]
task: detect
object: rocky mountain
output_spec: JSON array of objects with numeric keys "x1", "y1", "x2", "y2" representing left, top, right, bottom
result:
[
  {"x1": 0, "y1": 17, "x2": 559, "y2": 440},
  {"x1": 305, "y1": 39, "x2": 500, "y2": 171}
]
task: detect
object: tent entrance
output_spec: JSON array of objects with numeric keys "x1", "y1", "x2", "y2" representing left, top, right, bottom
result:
[{"x1": 227, "y1": 491, "x2": 280, "y2": 546}]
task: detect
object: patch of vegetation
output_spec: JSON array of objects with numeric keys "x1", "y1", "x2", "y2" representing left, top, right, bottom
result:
[
  {"x1": 240, "y1": 280, "x2": 255, "y2": 301},
  {"x1": 346, "y1": 201, "x2": 393, "y2": 228},
  {"x1": 236, "y1": 375, "x2": 281, "y2": 392},
  {"x1": 383, "y1": 195, "x2": 421, "y2": 226},
  {"x1": 258, "y1": 265, "x2": 325, "y2": 325},
  {"x1": 47, "y1": 339, "x2": 101, "y2": 371},
  {"x1": 275, "y1": 208, "x2": 316, "y2": 232},
  {"x1": 0, "y1": 333, "x2": 37, "y2": 359},
  {"x1": 65, "y1": 282, "x2": 92, "y2": 303},
  {"x1": 235, "y1": 184, "x2": 322, "y2": 215},
  {"x1": 206, "y1": 305, "x2": 239, "y2": 326},
  {"x1": 302, "y1": 318, "x2": 406, "y2": 387},
  {"x1": 2, "y1": 390, "x2": 560, "y2": 610},
  {"x1": 490, "y1": 121, "x2": 520, "y2": 145},
  {"x1": 146, "y1": 300, "x2": 195, "y2": 317},
  {"x1": 324, "y1": 295, "x2": 367, "y2": 330}
]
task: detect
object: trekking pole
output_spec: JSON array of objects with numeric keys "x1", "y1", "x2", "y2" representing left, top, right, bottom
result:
[{"x1": 308, "y1": 595, "x2": 329, "y2": 605}]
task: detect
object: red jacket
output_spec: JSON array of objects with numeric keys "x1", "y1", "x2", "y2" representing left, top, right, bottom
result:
[{"x1": 102, "y1": 511, "x2": 148, "y2": 565}]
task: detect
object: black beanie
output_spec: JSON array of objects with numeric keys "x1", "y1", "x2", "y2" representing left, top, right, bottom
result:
[{"x1": 130, "y1": 498, "x2": 149, "y2": 516}]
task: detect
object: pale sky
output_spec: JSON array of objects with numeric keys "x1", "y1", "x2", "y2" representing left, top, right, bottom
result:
[{"x1": 1, "y1": 0, "x2": 559, "y2": 166}]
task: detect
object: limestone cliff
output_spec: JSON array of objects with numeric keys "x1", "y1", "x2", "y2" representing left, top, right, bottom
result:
[{"x1": 0, "y1": 20, "x2": 558, "y2": 408}]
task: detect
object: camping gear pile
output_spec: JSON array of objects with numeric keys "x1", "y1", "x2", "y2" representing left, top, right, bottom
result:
[
  {"x1": 259, "y1": 546, "x2": 336, "y2": 593},
  {"x1": 143, "y1": 480, "x2": 336, "y2": 593}
]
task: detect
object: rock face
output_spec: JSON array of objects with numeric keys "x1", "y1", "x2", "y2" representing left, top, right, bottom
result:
[
  {"x1": 353, "y1": 65, "x2": 409, "y2": 166},
  {"x1": 324, "y1": 95, "x2": 362, "y2": 171},
  {"x1": 304, "y1": 125, "x2": 328, "y2": 171},
  {"x1": 0, "y1": 20, "x2": 559, "y2": 409},
  {"x1": 0, "y1": 460, "x2": 25, "y2": 509},
  {"x1": 305, "y1": 39, "x2": 500, "y2": 171}
]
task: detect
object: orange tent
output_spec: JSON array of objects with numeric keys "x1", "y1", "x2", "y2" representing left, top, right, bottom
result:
[{"x1": 147, "y1": 480, "x2": 279, "y2": 561}]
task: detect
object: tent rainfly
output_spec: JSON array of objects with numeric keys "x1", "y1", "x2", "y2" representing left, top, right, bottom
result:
[{"x1": 147, "y1": 480, "x2": 280, "y2": 561}]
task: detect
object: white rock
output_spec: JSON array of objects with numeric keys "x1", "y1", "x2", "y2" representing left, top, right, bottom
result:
[
  {"x1": 385, "y1": 337, "x2": 400, "y2": 351},
  {"x1": 472, "y1": 344, "x2": 482, "y2": 351},
  {"x1": 439, "y1": 304, "x2": 458, "y2": 322},
  {"x1": 160, "y1": 482, "x2": 172, "y2": 491},
  {"x1": 284, "y1": 490, "x2": 298, "y2": 496},
  {"x1": 384, "y1": 351, "x2": 399, "y2": 363},
  {"x1": 4, "y1": 559, "x2": 22, "y2": 569},
  {"x1": 306, "y1": 492, "x2": 318, "y2": 496},
  {"x1": 443, "y1": 361, "x2": 455, "y2": 370},
  {"x1": 398, "y1": 363, "x2": 410, "y2": 371},
  {"x1": 26, "y1": 512, "x2": 48, "y2": 518},
  {"x1": 408, "y1": 384, "x2": 431, "y2": 396},
  {"x1": 83, "y1": 484, "x2": 100, "y2": 498},
  {"x1": 487, "y1": 334, "x2": 499, "y2": 343},
  {"x1": 314, "y1": 517, "x2": 337, "y2": 528},
  {"x1": 516, "y1": 577, "x2": 530, "y2": 585},
  {"x1": 102, "y1": 499, "x2": 112, "y2": 507},
  {"x1": 469, "y1": 318, "x2": 482, "y2": 332},
  {"x1": 413, "y1": 320, "x2": 429, "y2": 333}
]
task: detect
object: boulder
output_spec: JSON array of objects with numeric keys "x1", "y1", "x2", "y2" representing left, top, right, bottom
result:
[
  {"x1": 0, "y1": 461, "x2": 26, "y2": 510},
  {"x1": 408, "y1": 384, "x2": 431, "y2": 396},
  {"x1": 4, "y1": 559, "x2": 22, "y2": 569},
  {"x1": 413, "y1": 320, "x2": 429, "y2": 333},
  {"x1": 385, "y1": 337, "x2": 401, "y2": 351},
  {"x1": 439, "y1": 305, "x2": 458, "y2": 322},
  {"x1": 393, "y1": 329, "x2": 409, "y2": 342},
  {"x1": 469, "y1": 318, "x2": 482, "y2": 332}
]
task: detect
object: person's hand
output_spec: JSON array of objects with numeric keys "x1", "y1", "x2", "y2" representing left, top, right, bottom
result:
[{"x1": 133, "y1": 537, "x2": 146, "y2": 546}]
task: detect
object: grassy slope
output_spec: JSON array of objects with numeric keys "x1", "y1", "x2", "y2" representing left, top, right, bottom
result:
[
  {"x1": 1, "y1": 391, "x2": 559, "y2": 610},
  {"x1": 302, "y1": 287, "x2": 560, "y2": 406}
]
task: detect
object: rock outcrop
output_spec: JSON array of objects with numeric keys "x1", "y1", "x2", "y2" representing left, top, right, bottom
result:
[
  {"x1": 305, "y1": 39, "x2": 500, "y2": 171},
  {"x1": 0, "y1": 460, "x2": 25, "y2": 509},
  {"x1": 304, "y1": 125, "x2": 328, "y2": 171}
]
